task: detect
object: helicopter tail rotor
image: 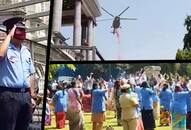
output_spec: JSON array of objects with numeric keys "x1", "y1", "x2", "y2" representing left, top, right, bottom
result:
[
  {"x1": 120, "y1": 18, "x2": 137, "y2": 20},
  {"x1": 101, "y1": 7, "x2": 115, "y2": 18},
  {"x1": 96, "y1": 18, "x2": 114, "y2": 22},
  {"x1": 118, "y1": 6, "x2": 130, "y2": 16}
]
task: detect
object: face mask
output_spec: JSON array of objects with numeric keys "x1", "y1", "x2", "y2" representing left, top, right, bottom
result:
[
  {"x1": 14, "y1": 22, "x2": 26, "y2": 40},
  {"x1": 14, "y1": 27, "x2": 26, "y2": 40}
]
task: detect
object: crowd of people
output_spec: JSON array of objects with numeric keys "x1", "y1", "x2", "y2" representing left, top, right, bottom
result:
[{"x1": 45, "y1": 71, "x2": 191, "y2": 130}]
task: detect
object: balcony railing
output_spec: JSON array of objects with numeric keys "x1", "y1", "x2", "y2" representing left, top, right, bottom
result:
[{"x1": 51, "y1": 32, "x2": 104, "y2": 61}]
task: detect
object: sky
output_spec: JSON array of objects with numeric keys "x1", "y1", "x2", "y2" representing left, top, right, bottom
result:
[{"x1": 62, "y1": 0, "x2": 191, "y2": 60}]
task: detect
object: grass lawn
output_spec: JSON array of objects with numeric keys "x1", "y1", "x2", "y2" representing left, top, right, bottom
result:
[{"x1": 45, "y1": 111, "x2": 171, "y2": 130}]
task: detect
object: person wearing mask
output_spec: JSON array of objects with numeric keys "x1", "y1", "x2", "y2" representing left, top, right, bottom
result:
[
  {"x1": 82, "y1": 89, "x2": 92, "y2": 112},
  {"x1": 171, "y1": 84, "x2": 191, "y2": 130},
  {"x1": 45, "y1": 90, "x2": 52, "y2": 126},
  {"x1": 152, "y1": 87, "x2": 160, "y2": 124},
  {"x1": 52, "y1": 82, "x2": 68, "y2": 129},
  {"x1": 91, "y1": 81, "x2": 107, "y2": 130},
  {"x1": 159, "y1": 83, "x2": 173, "y2": 126},
  {"x1": 134, "y1": 83, "x2": 144, "y2": 130},
  {"x1": 0, "y1": 17, "x2": 36, "y2": 130},
  {"x1": 119, "y1": 83, "x2": 139, "y2": 130},
  {"x1": 186, "y1": 90, "x2": 191, "y2": 130},
  {"x1": 45, "y1": 98, "x2": 51, "y2": 126},
  {"x1": 67, "y1": 81, "x2": 85, "y2": 130},
  {"x1": 140, "y1": 81, "x2": 156, "y2": 130},
  {"x1": 179, "y1": 79, "x2": 191, "y2": 130},
  {"x1": 113, "y1": 80, "x2": 122, "y2": 125}
]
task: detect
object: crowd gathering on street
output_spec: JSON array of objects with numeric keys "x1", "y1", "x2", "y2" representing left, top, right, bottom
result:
[{"x1": 45, "y1": 71, "x2": 191, "y2": 130}]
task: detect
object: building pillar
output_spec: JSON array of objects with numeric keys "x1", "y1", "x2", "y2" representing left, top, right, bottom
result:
[
  {"x1": 87, "y1": 19, "x2": 93, "y2": 60},
  {"x1": 52, "y1": 0, "x2": 63, "y2": 44},
  {"x1": 81, "y1": 23, "x2": 88, "y2": 60},
  {"x1": 73, "y1": 0, "x2": 81, "y2": 46}
]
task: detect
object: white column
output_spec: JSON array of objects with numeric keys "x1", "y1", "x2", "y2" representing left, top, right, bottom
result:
[
  {"x1": 52, "y1": 0, "x2": 63, "y2": 44},
  {"x1": 87, "y1": 19, "x2": 93, "y2": 60},
  {"x1": 73, "y1": 0, "x2": 82, "y2": 46},
  {"x1": 81, "y1": 24, "x2": 88, "y2": 60}
]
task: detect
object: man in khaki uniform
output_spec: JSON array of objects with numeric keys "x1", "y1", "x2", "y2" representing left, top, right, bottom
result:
[{"x1": 119, "y1": 83, "x2": 139, "y2": 130}]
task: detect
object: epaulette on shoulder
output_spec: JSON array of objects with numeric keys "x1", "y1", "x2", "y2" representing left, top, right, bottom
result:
[
  {"x1": 26, "y1": 47, "x2": 31, "y2": 52},
  {"x1": 23, "y1": 45, "x2": 31, "y2": 52}
]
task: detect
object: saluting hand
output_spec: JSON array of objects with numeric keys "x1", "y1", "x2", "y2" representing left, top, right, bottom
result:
[
  {"x1": 8, "y1": 25, "x2": 17, "y2": 38},
  {"x1": 0, "y1": 25, "x2": 17, "y2": 58}
]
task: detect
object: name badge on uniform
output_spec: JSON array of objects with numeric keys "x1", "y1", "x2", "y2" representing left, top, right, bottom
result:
[{"x1": 26, "y1": 57, "x2": 31, "y2": 64}]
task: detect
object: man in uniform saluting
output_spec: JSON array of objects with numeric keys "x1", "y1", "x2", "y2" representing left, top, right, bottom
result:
[{"x1": 0, "y1": 17, "x2": 37, "y2": 130}]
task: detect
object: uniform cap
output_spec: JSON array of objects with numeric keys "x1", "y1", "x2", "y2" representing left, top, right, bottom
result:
[
  {"x1": 3, "y1": 17, "x2": 26, "y2": 40},
  {"x1": 3, "y1": 17, "x2": 25, "y2": 30}
]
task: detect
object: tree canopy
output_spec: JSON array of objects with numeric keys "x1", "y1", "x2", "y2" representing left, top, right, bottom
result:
[
  {"x1": 48, "y1": 64, "x2": 76, "y2": 80},
  {"x1": 176, "y1": 15, "x2": 191, "y2": 60},
  {"x1": 48, "y1": 63, "x2": 191, "y2": 81}
]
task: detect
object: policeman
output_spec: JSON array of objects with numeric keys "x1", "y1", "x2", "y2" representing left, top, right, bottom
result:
[{"x1": 0, "y1": 17, "x2": 36, "y2": 130}]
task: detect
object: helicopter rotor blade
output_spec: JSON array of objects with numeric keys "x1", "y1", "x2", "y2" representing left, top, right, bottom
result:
[
  {"x1": 97, "y1": 18, "x2": 114, "y2": 22},
  {"x1": 118, "y1": 6, "x2": 130, "y2": 17},
  {"x1": 120, "y1": 17, "x2": 137, "y2": 20},
  {"x1": 101, "y1": 7, "x2": 115, "y2": 18}
]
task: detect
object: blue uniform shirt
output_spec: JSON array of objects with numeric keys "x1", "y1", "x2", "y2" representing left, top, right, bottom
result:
[
  {"x1": 92, "y1": 88, "x2": 106, "y2": 113},
  {"x1": 134, "y1": 86, "x2": 142, "y2": 103},
  {"x1": 186, "y1": 92, "x2": 191, "y2": 112},
  {"x1": 140, "y1": 87, "x2": 155, "y2": 110},
  {"x1": 159, "y1": 89, "x2": 173, "y2": 110},
  {"x1": 53, "y1": 90, "x2": 68, "y2": 112},
  {"x1": 152, "y1": 92, "x2": 160, "y2": 102},
  {"x1": 171, "y1": 92, "x2": 190, "y2": 115},
  {"x1": 0, "y1": 43, "x2": 35, "y2": 88}
]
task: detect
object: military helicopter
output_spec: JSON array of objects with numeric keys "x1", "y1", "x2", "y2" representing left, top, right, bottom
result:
[{"x1": 100, "y1": 6, "x2": 137, "y2": 34}]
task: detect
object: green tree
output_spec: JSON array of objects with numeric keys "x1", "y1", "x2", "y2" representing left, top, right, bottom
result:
[
  {"x1": 183, "y1": 15, "x2": 191, "y2": 50},
  {"x1": 185, "y1": 16, "x2": 191, "y2": 31},
  {"x1": 177, "y1": 63, "x2": 187, "y2": 76},
  {"x1": 176, "y1": 49, "x2": 191, "y2": 60},
  {"x1": 186, "y1": 64, "x2": 191, "y2": 78},
  {"x1": 176, "y1": 15, "x2": 191, "y2": 60},
  {"x1": 48, "y1": 64, "x2": 76, "y2": 80}
]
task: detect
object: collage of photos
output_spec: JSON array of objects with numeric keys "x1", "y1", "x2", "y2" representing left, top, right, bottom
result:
[{"x1": 0, "y1": 0, "x2": 191, "y2": 130}]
